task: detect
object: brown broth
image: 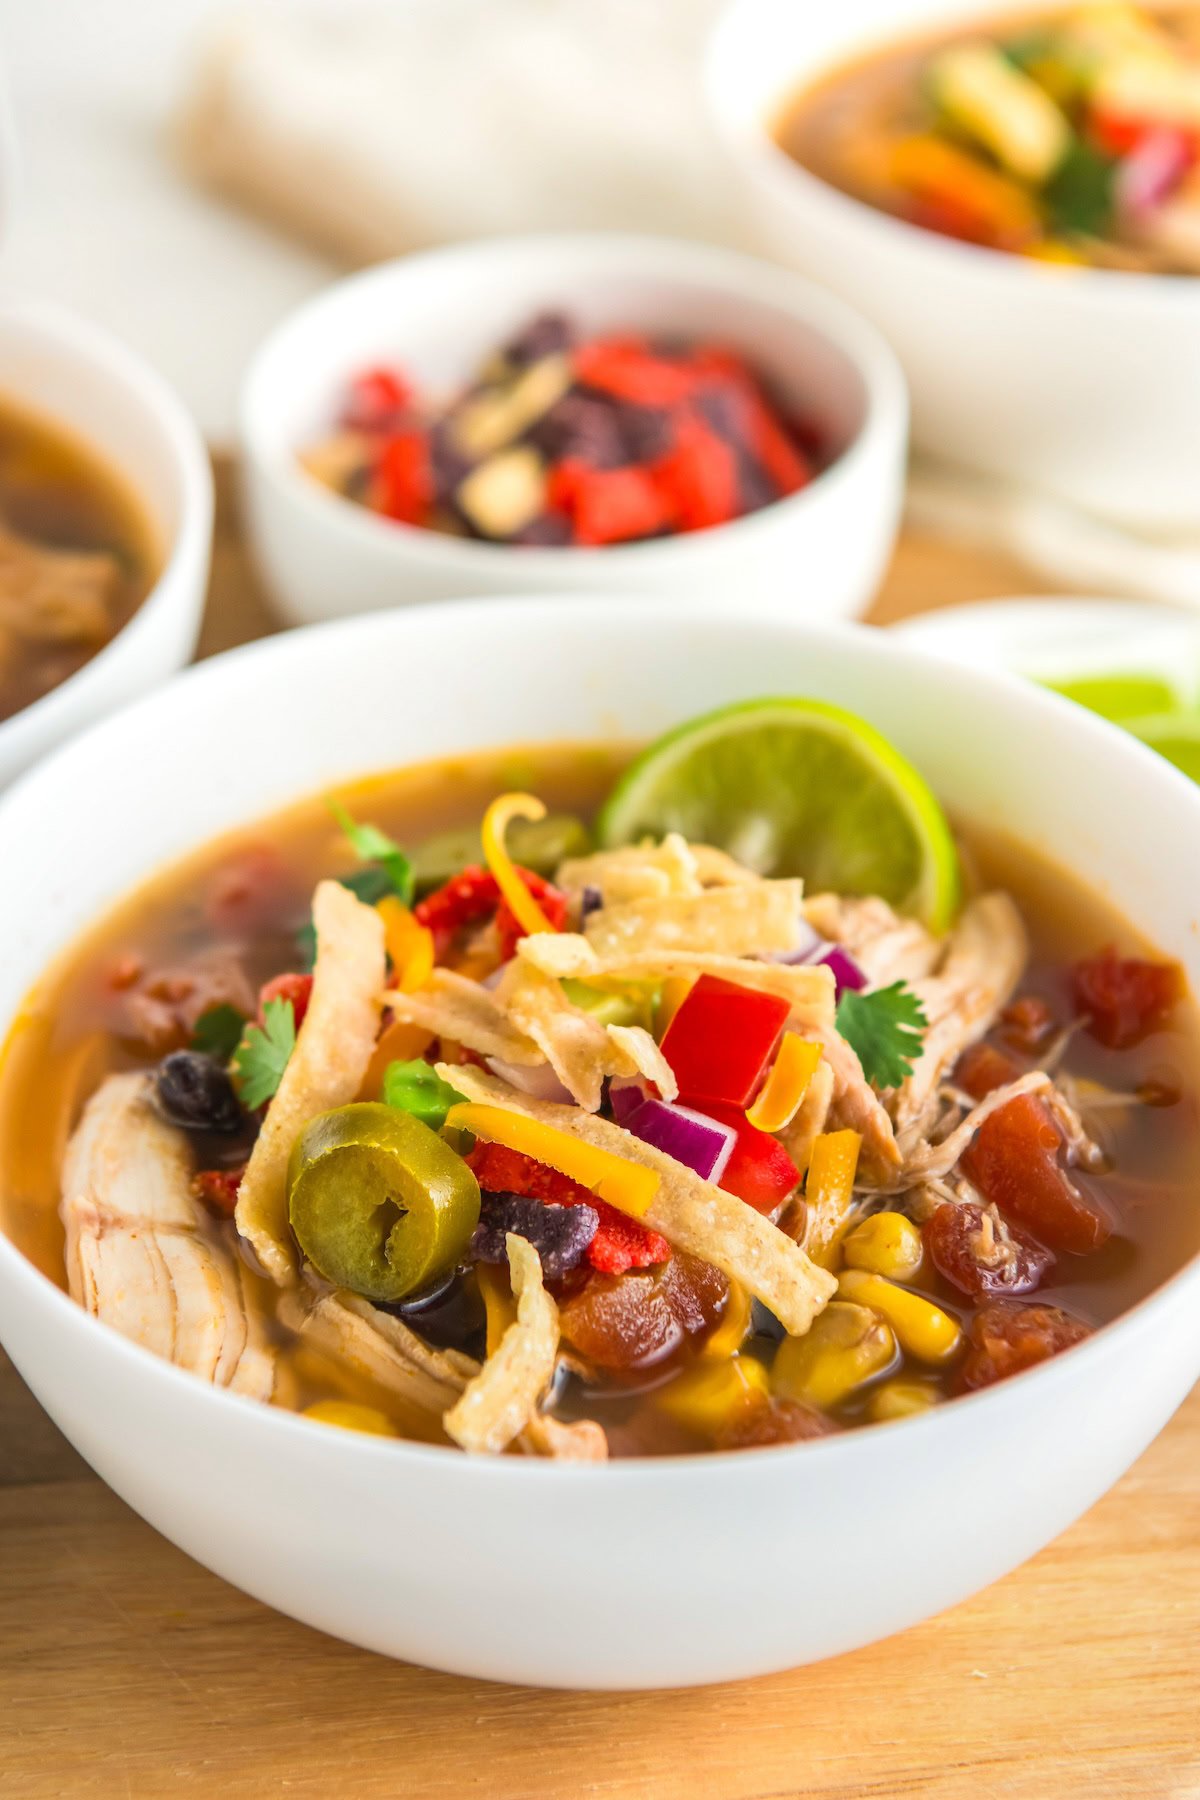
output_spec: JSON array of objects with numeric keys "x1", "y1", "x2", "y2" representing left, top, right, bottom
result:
[
  {"x1": 2, "y1": 741, "x2": 1198, "y2": 1455},
  {"x1": 0, "y1": 395, "x2": 160, "y2": 723}
]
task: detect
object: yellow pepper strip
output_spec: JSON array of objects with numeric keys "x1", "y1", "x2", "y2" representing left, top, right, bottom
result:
[
  {"x1": 703, "y1": 1280, "x2": 752, "y2": 1360},
  {"x1": 475, "y1": 1262, "x2": 517, "y2": 1358},
  {"x1": 654, "y1": 1355, "x2": 768, "y2": 1439},
  {"x1": 889, "y1": 134, "x2": 1041, "y2": 248},
  {"x1": 376, "y1": 895, "x2": 435, "y2": 993},
  {"x1": 302, "y1": 1400, "x2": 398, "y2": 1437},
  {"x1": 836, "y1": 1269, "x2": 963, "y2": 1365},
  {"x1": 842, "y1": 1211, "x2": 924, "y2": 1282},
  {"x1": 481, "y1": 792, "x2": 558, "y2": 937},
  {"x1": 360, "y1": 1017, "x2": 434, "y2": 1101},
  {"x1": 801, "y1": 1129, "x2": 862, "y2": 1270},
  {"x1": 868, "y1": 1379, "x2": 940, "y2": 1424},
  {"x1": 746, "y1": 1035, "x2": 822, "y2": 1134},
  {"x1": 445, "y1": 1101, "x2": 660, "y2": 1218}
]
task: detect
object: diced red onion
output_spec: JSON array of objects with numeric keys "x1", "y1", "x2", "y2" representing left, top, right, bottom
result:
[
  {"x1": 621, "y1": 1097, "x2": 736, "y2": 1183},
  {"x1": 763, "y1": 917, "x2": 825, "y2": 965},
  {"x1": 1116, "y1": 127, "x2": 1192, "y2": 221},
  {"x1": 580, "y1": 884, "x2": 604, "y2": 921},
  {"x1": 812, "y1": 945, "x2": 867, "y2": 995},
  {"x1": 608, "y1": 1077, "x2": 647, "y2": 1124},
  {"x1": 485, "y1": 1058, "x2": 573, "y2": 1103}
]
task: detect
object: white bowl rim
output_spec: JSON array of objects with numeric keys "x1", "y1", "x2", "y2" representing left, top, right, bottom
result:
[
  {"x1": 706, "y1": 0, "x2": 1200, "y2": 310},
  {"x1": 239, "y1": 230, "x2": 908, "y2": 570},
  {"x1": 0, "y1": 299, "x2": 214, "y2": 762},
  {"x1": 1, "y1": 594, "x2": 1198, "y2": 1484}
]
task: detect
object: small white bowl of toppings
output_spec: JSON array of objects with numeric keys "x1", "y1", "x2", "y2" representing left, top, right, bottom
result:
[
  {"x1": 0, "y1": 300, "x2": 212, "y2": 785},
  {"x1": 239, "y1": 233, "x2": 907, "y2": 622},
  {"x1": 708, "y1": 0, "x2": 1200, "y2": 529}
]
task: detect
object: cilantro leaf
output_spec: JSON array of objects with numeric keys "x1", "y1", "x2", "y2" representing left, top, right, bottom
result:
[
  {"x1": 232, "y1": 997, "x2": 297, "y2": 1110},
  {"x1": 835, "y1": 982, "x2": 929, "y2": 1090},
  {"x1": 383, "y1": 1058, "x2": 465, "y2": 1132},
  {"x1": 328, "y1": 800, "x2": 414, "y2": 906},
  {"x1": 192, "y1": 1003, "x2": 248, "y2": 1064}
]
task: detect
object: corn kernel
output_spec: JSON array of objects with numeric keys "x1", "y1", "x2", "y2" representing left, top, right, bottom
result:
[
  {"x1": 868, "y1": 1378, "x2": 942, "y2": 1423},
  {"x1": 772, "y1": 1301, "x2": 896, "y2": 1410},
  {"x1": 836, "y1": 1269, "x2": 962, "y2": 1365},
  {"x1": 655, "y1": 1356, "x2": 769, "y2": 1438},
  {"x1": 842, "y1": 1211, "x2": 924, "y2": 1281},
  {"x1": 303, "y1": 1400, "x2": 398, "y2": 1437}
]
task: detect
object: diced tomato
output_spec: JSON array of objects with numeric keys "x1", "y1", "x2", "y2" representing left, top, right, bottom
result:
[
  {"x1": 466, "y1": 1142, "x2": 669, "y2": 1272},
  {"x1": 960, "y1": 1093, "x2": 1111, "y2": 1254},
  {"x1": 1072, "y1": 945, "x2": 1182, "y2": 1050},
  {"x1": 717, "y1": 1396, "x2": 836, "y2": 1449},
  {"x1": 955, "y1": 1040, "x2": 1024, "y2": 1101},
  {"x1": 341, "y1": 366, "x2": 412, "y2": 433},
  {"x1": 958, "y1": 1298, "x2": 1091, "y2": 1391},
  {"x1": 663, "y1": 974, "x2": 790, "y2": 1111},
  {"x1": 373, "y1": 430, "x2": 433, "y2": 526},
  {"x1": 258, "y1": 971, "x2": 312, "y2": 1031},
  {"x1": 1000, "y1": 995, "x2": 1057, "y2": 1056},
  {"x1": 558, "y1": 1253, "x2": 726, "y2": 1372},
  {"x1": 703, "y1": 1102, "x2": 801, "y2": 1214},
  {"x1": 573, "y1": 337, "x2": 700, "y2": 408},
  {"x1": 652, "y1": 411, "x2": 741, "y2": 532},
  {"x1": 205, "y1": 845, "x2": 287, "y2": 928},
  {"x1": 414, "y1": 865, "x2": 565, "y2": 961},
  {"x1": 924, "y1": 1200, "x2": 1053, "y2": 1298},
  {"x1": 193, "y1": 1168, "x2": 243, "y2": 1218},
  {"x1": 553, "y1": 462, "x2": 674, "y2": 546}
]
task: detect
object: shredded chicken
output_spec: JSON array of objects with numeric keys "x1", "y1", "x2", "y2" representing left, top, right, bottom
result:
[
  {"x1": 0, "y1": 522, "x2": 118, "y2": 645},
  {"x1": 805, "y1": 1029, "x2": 902, "y2": 1182},
  {"x1": 898, "y1": 1070, "x2": 1052, "y2": 1185},
  {"x1": 61, "y1": 1073, "x2": 276, "y2": 1399},
  {"x1": 889, "y1": 894, "x2": 1029, "y2": 1130},
  {"x1": 804, "y1": 893, "x2": 943, "y2": 987}
]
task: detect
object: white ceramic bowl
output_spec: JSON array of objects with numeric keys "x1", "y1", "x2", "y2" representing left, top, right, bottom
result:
[
  {"x1": 708, "y1": 0, "x2": 1200, "y2": 530},
  {"x1": 1, "y1": 599, "x2": 1198, "y2": 1690},
  {"x1": 239, "y1": 234, "x2": 907, "y2": 623},
  {"x1": 0, "y1": 301, "x2": 213, "y2": 785}
]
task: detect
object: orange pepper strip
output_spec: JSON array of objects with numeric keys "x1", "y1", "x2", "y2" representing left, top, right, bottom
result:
[
  {"x1": 802, "y1": 1129, "x2": 863, "y2": 1271},
  {"x1": 445, "y1": 1101, "x2": 660, "y2": 1219},
  {"x1": 480, "y1": 793, "x2": 559, "y2": 937},
  {"x1": 377, "y1": 895, "x2": 436, "y2": 992},
  {"x1": 746, "y1": 1035, "x2": 822, "y2": 1134},
  {"x1": 360, "y1": 1017, "x2": 434, "y2": 1100}
]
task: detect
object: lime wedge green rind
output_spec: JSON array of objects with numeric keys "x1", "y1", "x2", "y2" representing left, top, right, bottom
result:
[
  {"x1": 595, "y1": 697, "x2": 961, "y2": 933},
  {"x1": 1122, "y1": 714, "x2": 1200, "y2": 785},
  {"x1": 1041, "y1": 672, "x2": 1186, "y2": 724}
]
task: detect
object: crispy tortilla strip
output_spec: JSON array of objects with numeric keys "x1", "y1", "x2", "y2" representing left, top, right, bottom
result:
[
  {"x1": 443, "y1": 1235, "x2": 560, "y2": 1455},
  {"x1": 584, "y1": 879, "x2": 805, "y2": 960},
  {"x1": 442, "y1": 1065, "x2": 836, "y2": 1336},
  {"x1": 689, "y1": 844, "x2": 760, "y2": 887},
  {"x1": 558, "y1": 834, "x2": 701, "y2": 903},
  {"x1": 236, "y1": 880, "x2": 386, "y2": 1285},
  {"x1": 523, "y1": 1413, "x2": 609, "y2": 1461},
  {"x1": 497, "y1": 961, "x2": 633, "y2": 1111},
  {"x1": 280, "y1": 1286, "x2": 474, "y2": 1418},
  {"x1": 517, "y1": 934, "x2": 837, "y2": 1026},
  {"x1": 607, "y1": 1023, "x2": 678, "y2": 1102},
  {"x1": 384, "y1": 967, "x2": 542, "y2": 1065}
]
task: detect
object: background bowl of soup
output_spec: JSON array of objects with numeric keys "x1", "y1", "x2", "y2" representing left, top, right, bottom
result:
[
  {"x1": 239, "y1": 233, "x2": 908, "y2": 623},
  {"x1": 707, "y1": 0, "x2": 1200, "y2": 530},
  {"x1": 0, "y1": 300, "x2": 212, "y2": 785},
  {"x1": 0, "y1": 598, "x2": 1198, "y2": 1688}
]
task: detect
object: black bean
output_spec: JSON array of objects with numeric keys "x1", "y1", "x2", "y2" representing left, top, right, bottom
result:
[
  {"x1": 154, "y1": 1051, "x2": 245, "y2": 1134},
  {"x1": 503, "y1": 311, "x2": 573, "y2": 367},
  {"x1": 750, "y1": 1298, "x2": 787, "y2": 1343},
  {"x1": 529, "y1": 392, "x2": 628, "y2": 469},
  {"x1": 471, "y1": 1191, "x2": 599, "y2": 1283}
]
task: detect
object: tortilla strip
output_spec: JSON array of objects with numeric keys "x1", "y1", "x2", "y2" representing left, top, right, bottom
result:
[
  {"x1": 497, "y1": 961, "x2": 635, "y2": 1111},
  {"x1": 281, "y1": 1286, "x2": 474, "y2": 1418},
  {"x1": 558, "y1": 834, "x2": 701, "y2": 902},
  {"x1": 442, "y1": 1064, "x2": 836, "y2": 1336},
  {"x1": 584, "y1": 879, "x2": 806, "y2": 960},
  {"x1": 689, "y1": 844, "x2": 760, "y2": 887},
  {"x1": 443, "y1": 1235, "x2": 560, "y2": 1454},
  {"x1": 606, "y1": 1023, "x2": 678, "y2": 1102},
  {"x1": 236, "y1": 881, "x2": 386, "y2": 1286},
  {"x1": 384, "y1": 967, "x2": 542, "y2": 1065}
]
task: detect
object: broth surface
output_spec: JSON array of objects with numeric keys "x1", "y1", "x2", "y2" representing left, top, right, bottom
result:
[
  {"x1": 0, "y1": 395, "x2": 159, "y2": 723},
  {"x1": 3, "y1": 741, "x2": 1197, "y2": 1454}
]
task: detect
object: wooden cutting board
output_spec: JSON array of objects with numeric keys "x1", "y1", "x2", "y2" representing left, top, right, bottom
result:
[{"x1": 2, "y1": 465, "x2": 1196, "y2": 1800}]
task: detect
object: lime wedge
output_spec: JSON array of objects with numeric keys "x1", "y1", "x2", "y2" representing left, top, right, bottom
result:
[
  {"x1": 596, "y1": 698, "x2": 960, "y2": 931},
  {"x1": 1123, "y1": 714, "x2": 1200, "y2": 785},
  {"x1": 1041, "y1": 672, "x2": 1185, "y2": 723}
]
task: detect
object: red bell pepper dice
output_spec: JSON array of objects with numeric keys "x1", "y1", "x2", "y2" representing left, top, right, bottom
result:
[
  {"x1": 703, "y1": 1102, "x2": 800, "y2": 1213},
  {"x1": 373, "y1": 430, "x2": 433, "y2": 525},
  {"x1": 341, "y1": 366, "x2": 412, "y2": 433},
  {"x1": 566, "y1": 464, "x2": 675, "y2": 547},
  {"x1": 257, "y1": 972, "x2": 313, "y2": 1031},
  {"x1": 466, "y1": 1143, "x2": 669, "y2": 1271},
  {"x1": 661, "y1": 974, "x2": 791, "y2": 1110}
]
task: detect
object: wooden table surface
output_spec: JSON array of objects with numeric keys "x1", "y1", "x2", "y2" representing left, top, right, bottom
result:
[{"x1": 3, "y1": 468, "x2": 1197, "y2": 1800}]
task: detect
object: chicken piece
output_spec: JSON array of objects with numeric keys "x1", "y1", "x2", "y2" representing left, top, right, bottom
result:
[
  {"x1": 806, "y1": 1029, "x2": 902, "y2": 1182},
  {"x1": 889, "y1": 894, "x2": 1028, "y2": 1131},
  {"x1": 804, "y1": 893, "x2": 943, "y2": 987},
  {"x1": 236, "y1": 880, "x2": 386, "y2": 1285},
  {"x1": 0, "y1": 523, "x2": 117, "y2": 645},
  {"x1": 61, "y1": 1072, "x2": 276, "y2": 1399}
]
